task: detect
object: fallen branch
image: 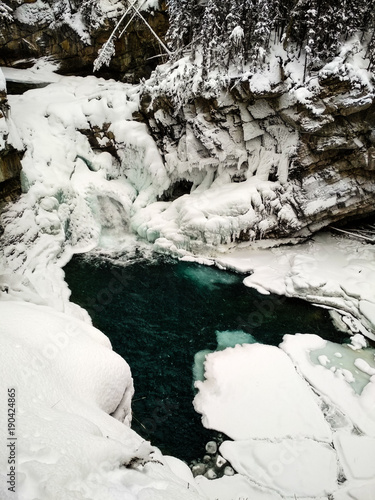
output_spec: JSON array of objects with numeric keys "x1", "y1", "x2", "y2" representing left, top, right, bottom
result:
[{"x1": 328, "y1": 225, "x2": 375, "y2": 243}]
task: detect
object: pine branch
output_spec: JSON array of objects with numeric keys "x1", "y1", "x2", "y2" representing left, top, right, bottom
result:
[{"x1": 93, "y1": 0, "x2": 146, "y2": 72}]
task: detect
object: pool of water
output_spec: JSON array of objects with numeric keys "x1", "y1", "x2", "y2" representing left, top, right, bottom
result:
[{"x1": 64, "y1": 253, "x2": 345, "y2": 462}]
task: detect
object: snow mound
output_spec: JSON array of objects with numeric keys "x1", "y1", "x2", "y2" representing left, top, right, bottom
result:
[{"x1": 0, "y1": 301, "x2": 204, "y2": 500}]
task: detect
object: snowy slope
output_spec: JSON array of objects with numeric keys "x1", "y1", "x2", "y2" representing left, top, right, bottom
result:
[{"x1": 0, "y1": 300, "x2": 203, "y2": 500}]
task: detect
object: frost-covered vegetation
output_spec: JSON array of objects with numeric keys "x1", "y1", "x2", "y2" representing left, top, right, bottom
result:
[{"x1": 167, "y1": 0, "x2": 375, "y2": 74}]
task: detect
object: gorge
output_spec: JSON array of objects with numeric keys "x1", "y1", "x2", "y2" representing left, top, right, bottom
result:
[{"x1": 0, "y1": 1, "x2": 375, "y2": 499}]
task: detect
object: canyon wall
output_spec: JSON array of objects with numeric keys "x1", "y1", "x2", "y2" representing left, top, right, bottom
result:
[
  {"x1": 137, "y1": 68, "x2": 375, "y2": 243},
  {"x1": 0, "y1": 75, "x2": 22, "y2": 209}
]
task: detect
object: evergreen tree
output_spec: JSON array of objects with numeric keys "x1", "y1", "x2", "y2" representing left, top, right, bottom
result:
[
  {"x1": 167, "y1": 0, "x2": 199, "y2": 55},
  {"x1": 250, "y1": 0, "x2": 273, "y2": 66},
  {"x1": 227, "y1": 0, "x2": 245, "y2": 70},
  {"x1": 165, "y1": 0, "x2": 375, "y2": 76}
]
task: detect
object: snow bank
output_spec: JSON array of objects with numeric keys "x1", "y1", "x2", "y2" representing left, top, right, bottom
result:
[
  {"x1": 0, "y1": 301, "x2": 204, "y2": 500},
  {"x1": 217, "y1": 231, "x2": 375, "y2": 340}
]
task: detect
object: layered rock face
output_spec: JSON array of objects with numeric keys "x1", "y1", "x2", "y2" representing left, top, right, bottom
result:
[
  {"x1": 139, "y1": 70, "x2": 375, "y2": 243},
  {"x1": 0, "y1": 0, "x2": 168, "y2": 82},
  {"x1": 0, "y1": 79, "x2": 22, "y2": 206}
]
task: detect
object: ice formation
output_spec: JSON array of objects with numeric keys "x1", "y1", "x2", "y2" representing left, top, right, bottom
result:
[
  {"x1": 0, "y1": 68, "x2": 170, "y2": 315},
  {"x1": 217, "y1": 231, "x2": 375, "y2": 341},
  {"x1": 1, "y1": 41, "x2": 375, "y2": 500},
  {"x1": 193, "y1": 337, "x2": 375, "y2": 499}
]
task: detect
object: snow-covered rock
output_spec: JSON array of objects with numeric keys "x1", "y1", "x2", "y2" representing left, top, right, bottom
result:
[
  {"x1": 137, "y1": 42, "x2": 375, "y2": 250},
  {"x1": 0, "y1": 0, "x2": 168, "y2": 82},
  {"x1": 0, "y1": 300, "x2": 204, "y2": 500}
]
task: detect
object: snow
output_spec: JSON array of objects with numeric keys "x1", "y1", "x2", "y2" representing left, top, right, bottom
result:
[
  {"x1": 0, "y1": 67, "x2": 5, "y2": 91},
  {"x1": 1, "y1": 28, "x2": 375, "y2": 500},
  {"x1": 193, "y1": 343, "x2": 331, "y2": 441},
  {"x1": 220, "y1": 438, "x2": 338, "y2": 497},
  {"x1": 0, "y1": 301, "x2": 203, "y2": 500},
  {"x1": 217, "y1": 232, "x2": 375, "y2": 341},
  {"x1": 193, "y1": 334, "x2": 375, "y2": 498},
  {"x1": 280, "y1": 334, "x2": 375, "y2": 437},
  {"x1": 1, "y1": 71, "x2": 168, "y2": 315},
  {"x1": 334, "y1": 433, "x2": 375, "y2": 480},
  {"x1": 195, "y1": 474, "x2": 283, "y2": 500}
]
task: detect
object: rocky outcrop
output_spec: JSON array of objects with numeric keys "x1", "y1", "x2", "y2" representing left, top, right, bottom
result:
[
  {"x1": 0, "y1": 81, "x2": 22, "y2": 206},
  {"x1": 0, "y1": 0, "x2": 168, "y2": 83},
  {"x1": 138, "y1": 69, "x2": 375, "y2": 243}
]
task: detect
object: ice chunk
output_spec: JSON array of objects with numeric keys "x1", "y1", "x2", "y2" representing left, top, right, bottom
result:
[
  {"x1": 335, "y1": 432, "x2": 375, "y2": 480},
  {"x1": 194, "y1": 343, "x2": 331, "y2": 441},
  {"x1": 281, "y1": 334, "x2": 375, "y2": 436},
  {"x1": 193, "y1": 330, "x2": 257, "y2": 383},
  {"x1": 308, "y1": 336, "x2": 375, "y2": 394},
  {"x1": 220, "y1": 438, "x2": 338, "y2": 497}
]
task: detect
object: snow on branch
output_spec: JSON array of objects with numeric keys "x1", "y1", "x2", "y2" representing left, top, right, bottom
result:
[
  {"x1": 93, "y1": 0, "x2": 171, "y2": 72},
  {"x1": 93, "y1": 38, "x2": 116, "y2": 71},
  {"x1": 0, "y1": 1, "x2": 13, "y2": 22}
]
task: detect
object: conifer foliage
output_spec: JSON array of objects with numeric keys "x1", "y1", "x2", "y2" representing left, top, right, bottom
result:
[{"x1": 166, "y1": 0, "x2": 375, "y2": 72}]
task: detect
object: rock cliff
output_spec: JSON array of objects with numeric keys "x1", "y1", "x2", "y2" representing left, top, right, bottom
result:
[
  {"x1": 136, "y1": 62, "x2": 375, "y2": 246},
  {"x1": 0, "y1": 0, "x2": 168, "y2": 82},
  {"x1": 0, "y1": 74, "x2": 22, "y2": 208}
]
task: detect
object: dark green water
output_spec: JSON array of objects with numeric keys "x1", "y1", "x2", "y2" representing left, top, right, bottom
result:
[{"x1": 64, "y1": 253, "x2": 344, "y2": 462}]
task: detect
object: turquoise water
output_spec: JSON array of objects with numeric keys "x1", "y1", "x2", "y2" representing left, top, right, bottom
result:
[{"x1": 64, "y1": 254, "x2": 344, "y2": 462}]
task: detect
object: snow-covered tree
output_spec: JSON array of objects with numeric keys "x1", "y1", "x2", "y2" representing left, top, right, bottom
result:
[
  {"x1": 164, "y1": 0, "x2": 375, "y2": 76},
  {"x1": 167, "y1": 0, "x2": 198, "y2": 54}
]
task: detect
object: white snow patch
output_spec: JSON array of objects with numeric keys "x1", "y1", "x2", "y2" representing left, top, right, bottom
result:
[
  {"x1": 335, "y1": 432, "x2": 375, "y2": 480},
  {"x1": 220, "y1": 438, "x2": 338, "y2": 497},
  {"x1": 193, "y1": 343, "x2": 331, "y2": 441}
]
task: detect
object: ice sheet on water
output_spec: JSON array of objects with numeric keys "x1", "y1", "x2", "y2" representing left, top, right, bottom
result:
[
  {"x1": 193, "y1": 330, "x2": 258, "y2": 382},
  {"x1": 216, "y1": 330, "x2": 258, "y2": 350},
  {"x1": 220, "y1": 438, "x2": 338, "y2": 497},
  {"x1": 281, "y1": 333, "x2": 375, "y2": 436},
  {"x1": 194, "y1": 343, "x2": 331, "y2": 441}
]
